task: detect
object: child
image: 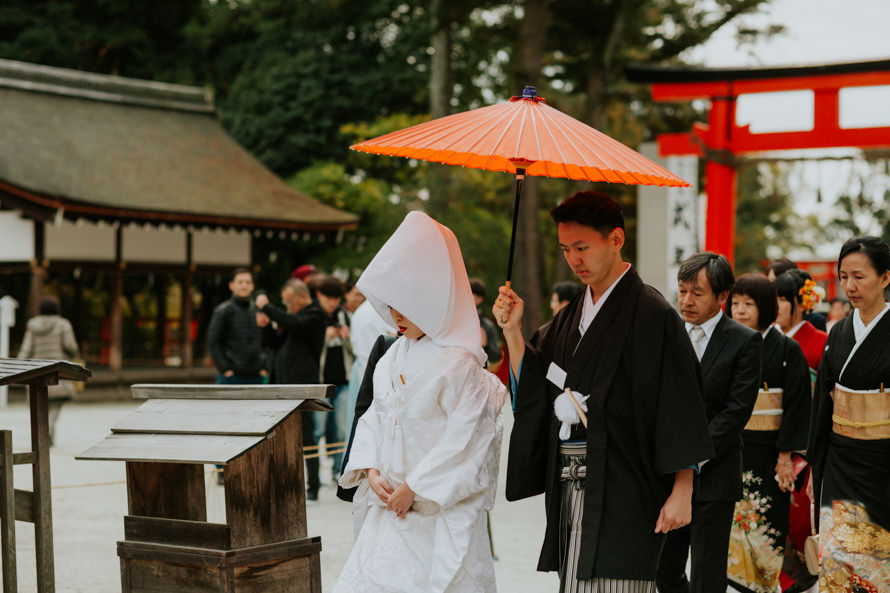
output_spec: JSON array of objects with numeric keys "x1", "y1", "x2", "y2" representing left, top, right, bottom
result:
[{"x1": 334, "y1": 212, "x2": 507, "y2": 593}]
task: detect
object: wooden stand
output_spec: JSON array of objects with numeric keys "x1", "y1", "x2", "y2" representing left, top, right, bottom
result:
[
  {"x1": 78, "y1": 384, "x2": 332, "y2": 593},
  {"x1": 0, "y1": 359, "x2": 91, "y2": 593}
]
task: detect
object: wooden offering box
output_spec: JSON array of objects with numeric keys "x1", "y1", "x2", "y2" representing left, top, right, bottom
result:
[{"x1": 77, "y1": 384, "x2": 332, "y2": 593}]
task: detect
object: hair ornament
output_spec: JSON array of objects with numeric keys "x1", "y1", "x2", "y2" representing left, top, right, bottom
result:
[{"x1": 798, "y1": 279, "x2": 823, "y2": 313}]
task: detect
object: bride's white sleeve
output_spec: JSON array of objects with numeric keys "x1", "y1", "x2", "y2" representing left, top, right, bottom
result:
[
  {"x1": 338, "y1": 399, "x2": 381, "y2": 489},
  {"x1": 405, "y1": 355, "x2": 507, "y2": 509}
]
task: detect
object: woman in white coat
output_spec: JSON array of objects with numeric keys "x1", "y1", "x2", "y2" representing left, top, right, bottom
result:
[{"x1": 335, "y1": 211, "x2": 507, "y2": 593}]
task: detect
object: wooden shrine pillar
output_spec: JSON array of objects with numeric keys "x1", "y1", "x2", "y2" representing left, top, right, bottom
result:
[
  {"x1": 28, "y1": 222, "x2": 46, "y2": 317},
  {"x1": 181, "y1": 233, "x2": 194, "y2": 369},
  {"x1": 154, "y1": 275, "x2": 168, "y2": 361},
  {"x1": 109, "y1": 227, "x2": 123, "y2": 372}
]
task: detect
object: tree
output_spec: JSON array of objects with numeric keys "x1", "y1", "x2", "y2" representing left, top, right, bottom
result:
[
  {"x1": 0, "y1": 0, "x2": 202, "y2": 81},
  {"x1": 820, "y1": 156, "x2": 890, "y2": 244},
  {"x1": 734, "y1": 161, "x2": 813, "y2": 273}
]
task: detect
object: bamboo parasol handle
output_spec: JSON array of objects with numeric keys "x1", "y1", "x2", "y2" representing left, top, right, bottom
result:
[
  {"x1": 565, "y1": 388, "x2": 588, "y2": 429},
  {"x1": 505, "y1": 168, "x2": 526, "y2": 284}
]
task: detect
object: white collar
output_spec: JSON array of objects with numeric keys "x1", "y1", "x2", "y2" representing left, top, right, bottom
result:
[
  {"x1": 852, "y1": 302, "x2": 890, "y2": 342},
  {"x1": 579, "y1": 263, "x2": 632, "y2": 335},
  {"x1": 685, "y1": 309, "x2": 723, "y2": 339},
  {"x1": 785, "y1": 320, "x2": 806, "y2": 338}
]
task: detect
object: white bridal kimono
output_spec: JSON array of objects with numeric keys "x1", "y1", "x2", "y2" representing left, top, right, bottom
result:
[{"x1": 334, "y1": 211, "x2": 507, "y2": 593}]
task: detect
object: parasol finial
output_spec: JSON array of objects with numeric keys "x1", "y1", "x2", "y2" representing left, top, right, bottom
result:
[{"x1": 521, "y1": 85, "x2": 536, "y2": 98}]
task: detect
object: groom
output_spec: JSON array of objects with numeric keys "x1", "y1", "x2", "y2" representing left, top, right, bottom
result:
[{"x1": 494, "y1": 191, "x2": 713, "y2": 591}]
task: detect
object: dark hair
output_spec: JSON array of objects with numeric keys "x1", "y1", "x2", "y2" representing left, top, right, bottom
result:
[
  {"x1": 837, "y1": 236, "x2": 890, "y2": 276},
  {"x1": 344, "y1": 279, "x2": 357, "y2": 293},
  {"x1": 729, "y1": 274, "x2": 777, "y2": 330},
  {"x1": 231, "y1": 267, "x2": 253, "y2": 282},
  {"x1": 552, "y1": 281, "x2": 582, "y2": 303},
  {"x1": 774, "y1": 268, "x2": 812, "y2": 314},
  {"x1": 314, "y1": 274, "x2": 345, "y2": 299},
  {"x1": 39, "y1": 295, "x2": 60, "y2": 316},
  {"x1": 550, "y1": 191, "x2": 625, "y2": 236},
  {"x1": 766, "y1": 257, "x2": 797, "y2": 278},
  {"x1": 829, "y1": 297, "x2": 847, "y2": 306},
  {"x1": 468, "y1": 278, "x2": 486, "y2": 299},
  {"x1": 677, "y1": 252, "x2": 734, "y2": 296}
]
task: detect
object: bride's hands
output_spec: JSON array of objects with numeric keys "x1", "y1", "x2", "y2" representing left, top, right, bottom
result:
[
  {"x1": 387, "y1": 483, "x2": 416, "y2": 519},
  {"x1": 368, "y1": 468, "x2": 394, "y2": 504}
]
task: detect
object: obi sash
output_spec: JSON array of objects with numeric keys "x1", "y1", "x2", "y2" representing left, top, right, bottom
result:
[
  {"x1": 832, "y1": 384, "x2": 890, "y2": 440},
  {"x1": 744, "y1": 387, "x2": 783, "y2": 431}
]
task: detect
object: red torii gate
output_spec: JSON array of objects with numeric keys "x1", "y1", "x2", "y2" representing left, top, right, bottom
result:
[{"x1": 627, "y1": 59, "x2": 890, "y2": 264}]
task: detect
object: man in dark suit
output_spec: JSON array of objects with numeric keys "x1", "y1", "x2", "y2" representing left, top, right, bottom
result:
[
  {"x1": 255, "y1": 278, "x2": 327, "y2": 501},
  {"x1": 657, "y1": 252, "x2": 762, "y2": 593}
]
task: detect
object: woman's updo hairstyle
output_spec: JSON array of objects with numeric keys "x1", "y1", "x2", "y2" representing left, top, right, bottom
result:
[
  {"x1": 774, "y1": 268, "x2": 812, "y2": 315},
  {"x1": 837, "y1": 236, "x2": 890, "y2": 276}
]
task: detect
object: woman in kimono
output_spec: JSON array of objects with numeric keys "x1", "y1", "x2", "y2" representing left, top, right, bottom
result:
[
  {"x1": 726, "y1": 274, "x2": 811, "y2": 593},
  {"x1": 334, "y1": 211, "x2": 508, "y2": 593},
  {"x1": 808, "y1": 236, "x2": 890, "y2": 592},
  {"x1": 774, "y1": 269, "x2": 827, "y2": 380},
  {"x1": 774, "y1": 268, "x2": 828, "y2": 590}
]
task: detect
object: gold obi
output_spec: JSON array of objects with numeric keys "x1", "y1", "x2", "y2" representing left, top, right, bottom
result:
[
  {"x1": 745, "y1": 388, "x2": 784, "y2": 431},
  {"x1": 832, "y1": 384, "x2": 890, "y2": 440}
]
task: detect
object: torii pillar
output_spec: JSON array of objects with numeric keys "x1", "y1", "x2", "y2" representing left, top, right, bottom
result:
[{"x1": 628, "y1": 59, "x2": 890, "y2": 265}]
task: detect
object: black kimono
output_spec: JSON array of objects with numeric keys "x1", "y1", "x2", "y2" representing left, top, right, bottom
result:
[
  {"x1": 506, "y1": 268, "x2": 714, "y2": 580},
  {"x1": 727, "y1": 327, "x2": 810, "y2": 593},
  {"x1": 809, "y1": 309, "x2": 890, "y2": 593}
]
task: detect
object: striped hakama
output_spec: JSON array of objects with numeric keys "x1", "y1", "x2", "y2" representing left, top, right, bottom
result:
[{"x1": 558, "y1": 442, "x2": 656, "y2": 593}]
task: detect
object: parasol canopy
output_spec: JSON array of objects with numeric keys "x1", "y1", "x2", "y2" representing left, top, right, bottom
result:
[
  {"x1": 351, "y1": 86, "x2": 689, "y2": 187},
  {"x1": 351, "y1": 86, "x2": 689, "y2": 283}
]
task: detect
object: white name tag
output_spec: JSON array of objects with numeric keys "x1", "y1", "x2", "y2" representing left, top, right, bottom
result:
[{"x1": 546, "y1": 362, "x2": 567, "y2": 390}]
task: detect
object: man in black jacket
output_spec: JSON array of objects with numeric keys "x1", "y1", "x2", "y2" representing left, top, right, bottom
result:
[
  {"x1": 255, "y1": 278, "x2": 327, "y2": 501},
  {"x1": 657, "y1": 252, "x2": 762, "y2": 593},
  {"x1": 208, "y1": 268, "x2": 266, "y2": 384}
]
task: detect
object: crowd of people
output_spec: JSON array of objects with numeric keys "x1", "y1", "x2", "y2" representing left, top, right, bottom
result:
[
  {"x1": 21, "y1": 187, "x2": 885, "y2": 593},
  {"x1": 201, "y1": 190, "x2": 888, "y2": 593}
]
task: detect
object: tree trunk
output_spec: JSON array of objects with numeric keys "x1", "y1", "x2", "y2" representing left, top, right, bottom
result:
[
  {"x1": 512, "y1": 0, "x2": 550, "y2": 337},
  {"x1": 427, "y1": 0, "x2": 454, "y2": 219}
]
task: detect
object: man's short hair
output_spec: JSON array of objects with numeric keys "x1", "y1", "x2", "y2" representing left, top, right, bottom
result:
[
  {"x1": 729, "y1": 274, "x2": 778, "y2": 330},
  {"x1": 552, "y1": 281, "x2": 582, "y2": 303},
  {"x1": 283, "y1": 278, "x2": 309, "y2": 297},
  {"x1": 469, "y1": 278, "x2": 486, "y2": 299},
  {"x1": 550, "y1": 191, "x2": 625, "y2": 236},
  {"x1": 231, "y1": 267, "x2": 253, "y2": 282},
  {"x1": 678, "y1": 252, "x2": 734, "y2": 296},
  {"x1": 314, "y1": 275, "x2": 345, "y2": 299}
]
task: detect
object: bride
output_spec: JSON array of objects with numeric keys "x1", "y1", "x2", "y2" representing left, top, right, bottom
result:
[{"x1": 334, "y1": 211, "x2": 508, "y2": 593}]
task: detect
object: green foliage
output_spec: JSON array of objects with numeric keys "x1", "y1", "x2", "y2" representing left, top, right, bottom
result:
[
  {"x1": 0, "y1": 0, "x2": 202, "y2": 81},
  {"x1": 819, "y1": 158, "x2": 890, "y2": 245},
  {"x1": 194, "y1": 0, "x2": 433, "y2": 176},
  {"x1": 734, "y1": 162, "x2": 813, "y2": 274}
]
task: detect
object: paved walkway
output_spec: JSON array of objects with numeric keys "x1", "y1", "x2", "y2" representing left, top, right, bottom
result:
[{"x1": 1, "y1": 398, "x2": 557, "y2": 592}]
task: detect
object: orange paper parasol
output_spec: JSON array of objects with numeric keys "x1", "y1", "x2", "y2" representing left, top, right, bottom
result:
[{"x1": 351, "y1": 86, "x2": 689, "y2": 282}]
